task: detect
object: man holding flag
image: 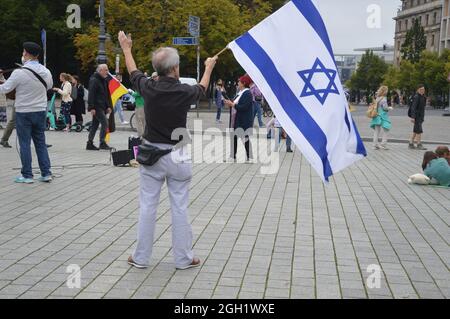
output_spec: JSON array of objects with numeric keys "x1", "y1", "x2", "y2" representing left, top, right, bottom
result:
[
  {"x1": 227, "y1": 0, "x2": 366, "y2": 182},
  {"x1": 86, "y1": 64, "x2": 124, "y2": 150}
]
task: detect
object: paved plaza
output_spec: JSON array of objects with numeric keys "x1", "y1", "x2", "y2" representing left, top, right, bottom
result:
[{"x1": 0, "y1": 109, "x2": 448, "y2": 299}]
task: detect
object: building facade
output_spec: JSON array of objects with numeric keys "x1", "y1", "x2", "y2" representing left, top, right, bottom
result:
[
  {"x1": 440, "y1": 0, "x2": 450, "y2": 50},
  {"x1": 354, "y1": 45, "x2": 395, "y2": 64},
  {"x1": 394, "y1": 0, "x2": 442, "y2": 65}
]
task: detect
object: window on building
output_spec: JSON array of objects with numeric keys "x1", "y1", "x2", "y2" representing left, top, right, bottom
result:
[
  {"x1": 434, "y1": 12, "x2": 438, "y2": 24},
  {"x1": 426, "y1": 14, "x2": 429, "y2": 26},
  {"x1": 406, "y1": 19, "x2": 409, "y2": 30},
  {"x1": 431, "y1": 34, "x2": 435, "y2": 47}
]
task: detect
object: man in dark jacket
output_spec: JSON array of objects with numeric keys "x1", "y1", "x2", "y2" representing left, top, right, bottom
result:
[
  {"x1": 408, "y1": 84, "x2": 427, "y2": 150},
  {"x1": 86, "y1": 64, "x2": 112, "y2": 150}
]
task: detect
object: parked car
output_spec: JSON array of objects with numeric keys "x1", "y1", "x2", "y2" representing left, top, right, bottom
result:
[{"x1": 179, "y1": 77, "x2": 198, "y2": 109}]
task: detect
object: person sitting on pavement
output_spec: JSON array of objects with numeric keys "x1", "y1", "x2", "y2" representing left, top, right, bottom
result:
[
  {"x1": 86, "y1": 64, "x2": 113, "y2": 151},
  {"x1": 435, "y1": 146, "x2": 450, "y2": 165},
  {"x1": 0, "y1": 42, "x2": 53, "y2": 183},
  {"x1": 422, "y1": 151, "x2": 450, "y2": 187}
]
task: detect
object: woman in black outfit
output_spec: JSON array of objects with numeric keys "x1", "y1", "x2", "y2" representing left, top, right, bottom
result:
[
  {"x1": 70, "y1": 75, "x2": 86, "y2": 124},
  {"x1": 224, "y1": 74, "x2": 254, "y2": 162}
]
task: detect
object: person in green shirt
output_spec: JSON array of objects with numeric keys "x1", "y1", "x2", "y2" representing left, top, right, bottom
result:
[
  {"x1": 132, "y1": 90, "x2": 145, "y2": 137},
  {"x1": 422, "y1": 151, "x2": 450, "y2": 187}
]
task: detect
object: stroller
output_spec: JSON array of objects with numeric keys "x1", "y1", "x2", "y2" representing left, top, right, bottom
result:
[{"x1": 46, "y1": 93, "x2": 84, "y2": 132}]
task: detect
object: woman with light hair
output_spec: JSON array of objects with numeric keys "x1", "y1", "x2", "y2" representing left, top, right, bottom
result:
[
  {"x1": 53, "y1": 73, "x2": 73, "y2": 131},
  {"x1": 370, "y1": 85, "x2": 393, "y2": 150}
]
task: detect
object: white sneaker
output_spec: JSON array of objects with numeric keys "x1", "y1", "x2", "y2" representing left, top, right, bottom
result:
[{"x1": 121, "y1": 121, "x2": 129, "y2": 125}]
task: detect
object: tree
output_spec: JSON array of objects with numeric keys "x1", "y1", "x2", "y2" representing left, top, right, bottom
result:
[
  {"x1": 347, "y1": 50, "x2": 388, "y2": 102},
  {"x1": 73, "y1": 0, "x2": 272, "y2": 83},
  {"x1": 383, "y1": 49, "x2": 450, "y2": 107},
  {"x1": 401, "y1": 18, "x2": 427, "y2": 63}
]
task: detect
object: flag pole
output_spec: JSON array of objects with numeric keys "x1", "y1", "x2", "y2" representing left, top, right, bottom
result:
[{"x1": 214, "y1": 46, "x2": 228, "y2": 57}]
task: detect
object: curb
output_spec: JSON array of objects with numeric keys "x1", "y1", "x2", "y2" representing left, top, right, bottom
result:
[{"x1": 114, "y1": 127, "x2": 449, "y2": 146}]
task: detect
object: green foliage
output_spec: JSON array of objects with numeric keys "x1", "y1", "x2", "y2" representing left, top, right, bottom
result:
[
  {"x1": 383, "y1": 49, "x2": 450, "y2": 104},
  {"x1": 73, "y1": 0, "x2": 272, "y2": 81},
  {"x1": 347, "y1": 50, "x2": 388, "y2": 99},
  {"x1": 401, "y1": 18, "x2": 427, "y2": 63}
]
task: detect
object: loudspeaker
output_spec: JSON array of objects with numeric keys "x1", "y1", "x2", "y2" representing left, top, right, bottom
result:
[{"x1": 111, "y1": 149, "x2": 133, "y2": 166}]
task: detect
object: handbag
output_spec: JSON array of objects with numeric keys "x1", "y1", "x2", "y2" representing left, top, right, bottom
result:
[
  {"x1": 366, "y1": 102, "x2": 378, "y2": 118},
  {"x1": 136, "y1": 144, "x2": 172, "y2": 166}
]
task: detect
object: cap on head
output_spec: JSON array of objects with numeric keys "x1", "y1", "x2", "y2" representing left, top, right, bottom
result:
[{"x1": 23, "y1": 42, "x2": 41, "y2": 57}]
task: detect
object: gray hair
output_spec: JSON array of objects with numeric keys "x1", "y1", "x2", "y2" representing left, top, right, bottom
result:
[
  {"x1": 152, "y1": 47, "x2": 179, "y2": 76},
  {"x1": 97, "y1": 64, "x2": 108, "y2": 72}
]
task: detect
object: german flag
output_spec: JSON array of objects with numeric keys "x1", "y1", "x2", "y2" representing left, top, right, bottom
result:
[{"x1": 107, "y1": 73, "x2": 128, "y2": 107}]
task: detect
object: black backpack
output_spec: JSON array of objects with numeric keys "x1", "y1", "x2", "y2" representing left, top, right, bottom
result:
[{"x1": 407, "y1": 94, "x2": 415, "y2": 118}]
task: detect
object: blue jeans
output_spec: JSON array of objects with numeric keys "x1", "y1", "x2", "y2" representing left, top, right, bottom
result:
[
  {"x1": 115, "y1": 99, "x2": 125, "y2": 123},
  {"x1": 15, "y1": 111, "x2": 52, "y2": 179},
  {"x1": 253, "y1": 101, "x2": 264, "y2": 127},
  {"x1": 286, "y1": 133, "x2": 292, "y2": 150},
  {"x1": 273, "y1": 128, "x2": 292, "y2": 151},
  {"x1": 216, "y1": 105, "x2": 222, "y2": 121}
]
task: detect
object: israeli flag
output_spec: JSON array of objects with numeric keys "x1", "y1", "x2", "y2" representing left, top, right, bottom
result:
[{"x1": 228, "y1": 0, "x2": 366, "y2": 182}]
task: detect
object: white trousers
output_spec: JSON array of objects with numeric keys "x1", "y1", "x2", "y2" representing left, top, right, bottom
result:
[
  {"x1": 132, "y1": 142, "x2": 194, "y2": 268},
  {"x1": 373, "y1": 126, "x2": 388, "y2": 146}
]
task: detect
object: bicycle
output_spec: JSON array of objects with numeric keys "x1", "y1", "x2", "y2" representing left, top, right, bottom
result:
[{"x1": 129, "y1": 111, "x2": 136, "y2": 131}]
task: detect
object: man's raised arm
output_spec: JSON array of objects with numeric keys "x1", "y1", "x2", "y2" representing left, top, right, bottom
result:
[{"x1": 118, "y1": 31, "x2": 137, "y2": 75}]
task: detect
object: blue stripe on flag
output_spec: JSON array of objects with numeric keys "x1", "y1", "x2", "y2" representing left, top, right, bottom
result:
[
  {"x1": 293, "y1": 0, "x2": 367, "y2": 156},
  {"x1": 344, "y1": 109, "x2": 351, "y2": 132},
  {"x1": 235, "y1": 33, "x2": 333, "y2": 181},
  {"x1": 292, "y1": 0, "x2": 334, "y2": 62},
  {"x1": 352, "y1": 118, "x2": 367, "y2": 156}
]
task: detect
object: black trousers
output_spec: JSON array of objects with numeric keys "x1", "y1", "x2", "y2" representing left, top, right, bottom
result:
[
  {"x1": 88, "y1": 109, "x2": 107, "y2": 143},
  {"x1": 233, "y1": 134, "x2": 251, "y2": 160},
  {"x1": 73, "y1": 113, "x2": 83, "y2": 124}
]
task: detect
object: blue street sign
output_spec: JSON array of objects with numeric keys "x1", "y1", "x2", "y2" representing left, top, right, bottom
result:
[
  {"x1": 188, "y1": 15, "x2": 200, "y2": 37},
  {"x1": 41, "y1": 29, "x2": 46, "y2": 46},
  {"x1": 173, "y1": 37, "x2": 198, "y2": 46}
]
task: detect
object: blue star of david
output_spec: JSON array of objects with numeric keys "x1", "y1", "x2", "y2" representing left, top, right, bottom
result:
[{"x1": 298, "y1": 58, "x2": 339, "y2": 105}]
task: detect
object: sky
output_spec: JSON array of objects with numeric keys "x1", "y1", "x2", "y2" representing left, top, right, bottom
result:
[{"x1": 311, "y1": 0, "x2": 402, "y2": 54}]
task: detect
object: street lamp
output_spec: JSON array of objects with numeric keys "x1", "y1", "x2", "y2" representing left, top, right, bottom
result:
[{"x1": 96, "y1": 0, "x2": 107, "y2": 65}]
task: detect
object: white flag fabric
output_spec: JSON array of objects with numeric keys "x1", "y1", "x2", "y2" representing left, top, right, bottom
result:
[{"x1": 228, "y1": 0, "x2": 367, "y2": 182}]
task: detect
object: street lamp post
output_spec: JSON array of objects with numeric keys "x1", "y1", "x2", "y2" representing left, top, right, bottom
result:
[{"x1": 96, "y1": 0, "x2": 107, "y2": 65}]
